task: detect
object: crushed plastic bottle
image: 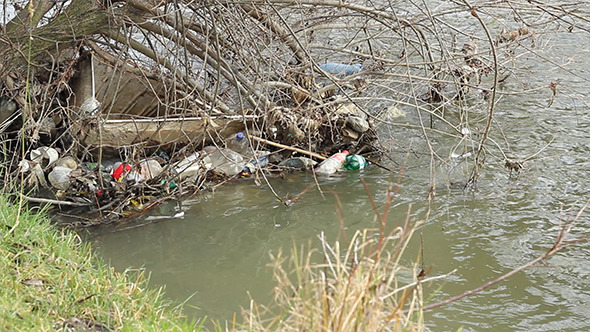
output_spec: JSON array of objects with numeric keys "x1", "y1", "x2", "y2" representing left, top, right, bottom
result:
[
  {"x1": 125, "y1": 170, "x2": 145, "y2": 183},
  {"x1": 206, "y1": 147, "x2": 245, "y2": 175},
  {"x1": 343, "y1": 154, "x2": 367, "y2": 170},
  {"x1": 139, "y1": 159, "x2": 163, "y2": 180},
  {"x1": 315, "y1": 150, "x2": 349, "y2": 174},
  {"x1": 173, "y1": 152, "x2": 211, "y2": 180},
  {"x1": 319, "y1": 63, "x2": 362, "y2": 76}
]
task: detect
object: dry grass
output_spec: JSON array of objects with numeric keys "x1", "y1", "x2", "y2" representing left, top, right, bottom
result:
[{"x1": 236, "y1": 182, "x2": 428, "y2": 332}]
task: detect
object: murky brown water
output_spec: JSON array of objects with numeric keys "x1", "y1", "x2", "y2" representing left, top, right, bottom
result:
[{"x1": 81, "y1": 5, "x2": 590, "y2": 332}]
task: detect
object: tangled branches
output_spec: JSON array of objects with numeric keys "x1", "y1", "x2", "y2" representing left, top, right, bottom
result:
[{"x1": 0, "y1": 0, "x2": 588, "y2": 205}]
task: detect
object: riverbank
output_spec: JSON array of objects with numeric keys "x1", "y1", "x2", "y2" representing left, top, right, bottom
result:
[{"x1": 0, "y1": 195, "x2": 198, "y2": 331}]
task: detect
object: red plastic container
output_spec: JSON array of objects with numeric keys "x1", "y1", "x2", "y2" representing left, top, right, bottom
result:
[{"x1": 110, "y1": 163, "x2": 132, "y2": 181}]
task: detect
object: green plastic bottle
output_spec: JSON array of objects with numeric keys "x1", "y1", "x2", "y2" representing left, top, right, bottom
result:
[{"x1": 343, "y1": 155, "x2": 367, "y2": 170}]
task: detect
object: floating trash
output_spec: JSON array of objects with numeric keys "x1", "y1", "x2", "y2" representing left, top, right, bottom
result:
[
  {"x1": 344, "y1": 154, "x2": 367, "y2": 170},
  {"x1": 315, "y1": 150, "x2": 349, "y2": 174},
  {"x1": 110, "y1": 163, "x2": 132, "y2": 181},
  {"x1": 279, "y1": 157, "x2": 317, "y2": 170}
]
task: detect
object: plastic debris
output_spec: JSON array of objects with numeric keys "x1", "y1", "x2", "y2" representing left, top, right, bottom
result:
[
  {"x1": 19, "y1": 160, "x2": 31, "y2": 173},
  {"x1": 145, "y1": 211, "x2": 185, "y2": 221},
  {"x1": 451, "y1": 152, "x2": 472, "y2": 159},
  {"x1": 160, "y1": 178, "x2": 178, "y2": 189},
  {"x1": 30, "y1": 146, "x2": 59, "y2": 168},
  {"x1": 139, "y1": 159, "x2": 163, "y2": 180},
  {"x1": 227, "y1": 132, "x2": 249, "y2": 155},
  {"x1": 279, "y1": 157, "x2": 317, "y2": 170},
  {"x1": 173, "y1": 152, "x2": 211, "y2": 180},
  {"x1": 55, "y1": 156, "x2": 78, "y2": 170},
  {"x1": 125, "y1": 170, "x2": 145, "y2": 183},
  {"x1": 343, "y1": 154, "x2": 367, "y2": 170},
  {"x1": 242, "y1": 155, "x2": 269, "y2": 175},
  {"x1": 110, "y1": 163, "x2": 132, "y2": 181},
  {"x1": 48, "y1": 166, "x2": 74, "y2": 190},
  {"x1": 315, "y1": 150, "x2": 349, "y2": 174},
  {"x1": 345, "y1": 116, "x2": 370, "y2": 133},
  {"x1": 206, "y1": 147, "x2": 245, "y2": 176},
  {"x1": 319, "y1": 62, "x2": 362, "y2": 76}
]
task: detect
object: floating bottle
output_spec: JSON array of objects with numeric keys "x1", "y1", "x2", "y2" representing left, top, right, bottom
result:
[
  {"x1": 314, "y1": 150, "x2": 349, "y2": 174},
  {"x1": 343, "y1": 154, "x2": 367, "y2": 170},
  {"x1": 173, "y1": 152, "x2": 203, "y2": 180}
]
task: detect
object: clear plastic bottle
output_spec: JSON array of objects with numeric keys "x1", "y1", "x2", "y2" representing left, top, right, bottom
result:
[
  {"x1": 173, "y1": 152, "x2": 202, "y2": 179},
  {"x1": 139, "y1": 159, "x2": 163, "y2": 180},
  {"x1": 319, "y1": 63, "x2": 362, "y2": 76},
  {"x1": 279, "y1": 157, "x2": 317, "y2": 170},
  {"x1": 207, "y1": 148, "x2": 245, "y2": 175},
  {"x1": 227, "y1": 132, "x2": 249, "y2": 155},
  {"x1": 314, "y1": 150, "x2": 349, "y2": 174}
]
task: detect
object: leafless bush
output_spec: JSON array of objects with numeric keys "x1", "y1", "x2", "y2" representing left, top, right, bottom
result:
[{"x1": 0, "y1": 0, "x2": 588, "y2": 191}]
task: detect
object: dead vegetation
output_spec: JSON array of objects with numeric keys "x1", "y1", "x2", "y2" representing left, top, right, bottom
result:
[{"x1": 0, "y1": 1, "x2": 587, "y2": 221}]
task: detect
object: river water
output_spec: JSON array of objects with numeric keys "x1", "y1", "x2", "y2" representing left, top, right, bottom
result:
[{"x1": 82, "y1": 4, "x2": 590, "y2": 332}]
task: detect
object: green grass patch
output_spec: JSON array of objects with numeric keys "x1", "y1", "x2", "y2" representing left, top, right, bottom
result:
[{"x1": 0, "y1": 196, "x2": 200, "y2": 331}]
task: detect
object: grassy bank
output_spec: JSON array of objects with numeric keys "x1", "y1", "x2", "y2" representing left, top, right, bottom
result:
[{"x1": 0, "y1": 196, "x2": 198, "y2": 331}]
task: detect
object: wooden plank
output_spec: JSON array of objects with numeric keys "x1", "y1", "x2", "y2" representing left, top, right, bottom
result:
[{"x1": 81, "y1": 116, "x2": 257, "y2": 149}]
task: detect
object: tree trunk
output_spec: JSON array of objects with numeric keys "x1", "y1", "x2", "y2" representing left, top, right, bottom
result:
[{"x1": 1, "y1": 0, "x2": 109, "y2": 73}]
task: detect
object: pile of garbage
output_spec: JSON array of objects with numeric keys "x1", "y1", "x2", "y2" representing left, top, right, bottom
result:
[{"x1": 18, "y1": 126, "x2": 372, "y2": 222}]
